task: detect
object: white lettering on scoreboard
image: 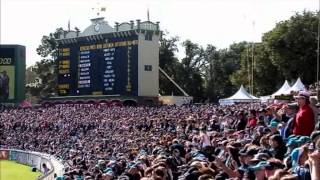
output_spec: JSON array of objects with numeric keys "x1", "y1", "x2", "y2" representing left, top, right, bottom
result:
[
  {"x1": 78, "y1": 50, "x2": 91, "y2": 88},
  {"x1": 103, "y1": 48, "x2": 116, "y2": 91}
]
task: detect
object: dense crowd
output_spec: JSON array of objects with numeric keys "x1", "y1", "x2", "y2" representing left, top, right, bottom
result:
[{"x1": 1, "y1": 91, "x2": 320, "y2": 180}]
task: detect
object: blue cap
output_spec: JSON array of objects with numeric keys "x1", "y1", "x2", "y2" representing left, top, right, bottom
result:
[
  {"x1": 286, "y1": 139, "x2": 297, "y2": 146},
  {"x1": 286, "y1": 136, "x2": 303, "y2": 147},
  {"x1": 288, "y1": 134, "x2": 298, "y2": 139},
  {"x1": 298, "y1": 136, "x2": 310, "y2": 143},
  {"x1": 103, "y1": 167, "x2": 114, "y2": 176},
  {"x1": 268, "y1": 121, "x2": 279, "y2": 128},
  {"x1": 249, "y1": 161, "x2": 270, "y2": 171}
]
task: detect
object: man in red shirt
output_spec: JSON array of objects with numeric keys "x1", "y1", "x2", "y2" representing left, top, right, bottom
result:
[{"x1": 293, "y1": 91, "x2": 315, "y2": 136}]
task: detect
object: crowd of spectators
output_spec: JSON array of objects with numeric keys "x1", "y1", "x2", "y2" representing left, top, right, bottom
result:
[{"x1": 1, "y1": 91, "x2": 320, "y2": 180}]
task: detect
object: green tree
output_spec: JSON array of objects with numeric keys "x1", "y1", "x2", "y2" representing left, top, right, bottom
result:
[
  {"x1": 159, "y1": 34, "x2": 184, "y2": 95},
  {"x1": 25, "y1": 66, "x2": 37, "y2": 84},
  {"x1": 250, "y1": 43, "x2": 282, "y2": 96},
  {"x1": 180, "y1": 40, "x2": 205, "y2": 101},
  {"x1": 159, "y1": 38, "x2": 207, "y2": 101},
  {"x1": 263, "y1": 11, "x2": 319, "y2": 84},
  {"x1": 230, "y1": 42, "x2": 283, "y2": 96},
  {"x1": 204, "y1": 42, "x2": 247, "y2": 101},
  {"x1": 32, "y1": 28, "x2": 62, "y2": 98},
  {"x1": 203, "y1": 45, "x2": 222, "y2": 102},
  {"x1": 25, "y1": 66, "x2": 41, "y2": 103}
]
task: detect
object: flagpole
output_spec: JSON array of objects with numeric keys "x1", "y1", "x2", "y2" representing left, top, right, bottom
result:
[
  {"x1": 68, "y1": 20, "x2": 70, "y2": 32},
  {"x1": 251, "y1": 42, "x2": 254, "y2": 95},
  {"x1": 251, "y1": 21, "x2": 255, "y2": 95},
  {"x1": 247, "y1": 45, "x2": 250, "y2": 91}
]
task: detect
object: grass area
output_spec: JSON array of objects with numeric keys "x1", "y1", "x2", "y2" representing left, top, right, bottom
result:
[{"x1": 0, "y1": 160, "x2": 42, "y2": 180}]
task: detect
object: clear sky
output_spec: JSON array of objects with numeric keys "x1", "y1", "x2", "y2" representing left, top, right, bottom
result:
[{"x1": 0, "y1": 0, "x2": 318, "y2": 67}]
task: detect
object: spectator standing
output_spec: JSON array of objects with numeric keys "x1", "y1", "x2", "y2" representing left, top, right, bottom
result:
[
  {"x1": 283, "y1": 103, "x2": 299, "y2": 139},
  {"x1": 293, "y1": 91, "x2": 315, "y2": 136},
  {"x1": 42, "y1": 163, "x2": 50, "y2": 174}
]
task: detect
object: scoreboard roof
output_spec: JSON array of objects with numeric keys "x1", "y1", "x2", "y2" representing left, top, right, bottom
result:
[{"x1": 57, "y1": 17, "x2": 160, "y2": 41}]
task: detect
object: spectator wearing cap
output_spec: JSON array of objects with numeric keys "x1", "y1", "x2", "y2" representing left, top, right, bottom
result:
[
  {"x1": 238, "y1": 148, "x2": 259, "y2": 173},
  {"x1": 265, "y1": 159, "x2": 286, "y2": 177},
  {"x1": 248, "y1": 161, "x2": 269, "y2": 180},
  {"x1": 249, "y1": 153, "x2": 270, "y2": 165},
  {"x1": 293, "y1": 91, "x2": 315, "y2": 136},
  {"x1": 283, "y1": 103, "x2": 299, "y2": 139},
  {"x1": 290, "y1": 146, "x2": 312, "y2": 180},
  {"x1": 249, "y1": 159, "x2": 285, "y2": 180},
  {"x1": 268, "y1": 119, "x2": 280, "y2": 134}
]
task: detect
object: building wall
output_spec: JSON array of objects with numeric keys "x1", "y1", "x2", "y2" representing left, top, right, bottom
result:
[{"x1": 137, "y1": 33, "x2": 159, "y2": 96}]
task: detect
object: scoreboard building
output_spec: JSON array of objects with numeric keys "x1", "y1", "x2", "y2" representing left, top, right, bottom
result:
[{"x1": 56, "y1": 18, "x2": 160, "y2": 103}]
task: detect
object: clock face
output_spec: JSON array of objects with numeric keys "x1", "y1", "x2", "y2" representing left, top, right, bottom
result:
[{"x1": 94, "y1": 24, "x2": 100, "y2": 32}]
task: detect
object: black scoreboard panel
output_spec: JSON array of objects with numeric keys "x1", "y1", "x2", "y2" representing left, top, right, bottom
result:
[{"x1": 57, "y1": 35, "x2": 138, "y2": 96}]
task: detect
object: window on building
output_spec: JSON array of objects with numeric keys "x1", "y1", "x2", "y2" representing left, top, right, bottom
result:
[
  {"x1": 144, "y1": 65, "x2": 152, "y2": 71},
  {"x1": 145, "y1": 33, "x2": 153, "y2": 41}
]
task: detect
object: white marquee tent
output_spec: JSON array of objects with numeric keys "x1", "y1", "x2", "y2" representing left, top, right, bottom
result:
[
  {"x1": 219, "y1": 85, "x2": 260, "y2": 105},
  {"x1": 271, "y1": 80, "x2": 291, "y2": 97},
  {"x1": 284, "y1": 77, "x2": 305, "y2": 94}
]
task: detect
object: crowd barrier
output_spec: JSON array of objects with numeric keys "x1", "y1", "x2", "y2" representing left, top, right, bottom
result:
[{"x1": 0, "y1": 149, "x2": 65, "y2": 180}]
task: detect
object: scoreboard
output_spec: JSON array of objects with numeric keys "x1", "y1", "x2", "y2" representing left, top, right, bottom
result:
[
  {"x1": 0, "y1": 45, "x2": 25, "y2": 104},
  {"x1": 57, "y1": 35, "x2": 139, "y2": 96}
]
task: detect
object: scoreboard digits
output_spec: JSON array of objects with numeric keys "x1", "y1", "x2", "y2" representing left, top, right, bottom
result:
[{"x1": 58, "y1": 48, "x2": 71, "y2": 95}]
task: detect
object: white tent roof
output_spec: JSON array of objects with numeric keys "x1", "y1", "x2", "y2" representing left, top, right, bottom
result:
[
  {"x1": 272, "y1": 80, "x2": 291, "y2": 97},
  {"x1": 284, "y1": 77, "x2": 305, "y2": 94},
  {"x1": 219, "y1": 85, "x2": 260, "y2": 105}
]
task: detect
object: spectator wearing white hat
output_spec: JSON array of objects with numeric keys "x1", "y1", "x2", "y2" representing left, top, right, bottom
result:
[{"x1": 293, "y1": 91, "x2": 315, "y2": 136}]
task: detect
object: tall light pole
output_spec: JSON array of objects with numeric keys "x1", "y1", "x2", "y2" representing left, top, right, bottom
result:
[
  {"x1": 251, "y1": 42, "x2": 254, "y2": 95},
  {"x1": 247, "y1": 45, "x2": 250, "y2": 92},
  {"x1": 317, "y1": 1, "x2": 320, "y2": 101}
]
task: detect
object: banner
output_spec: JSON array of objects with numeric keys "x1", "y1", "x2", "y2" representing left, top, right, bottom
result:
[{"x1": 274, "y1": 95, "x2": 293, "y2": 101}]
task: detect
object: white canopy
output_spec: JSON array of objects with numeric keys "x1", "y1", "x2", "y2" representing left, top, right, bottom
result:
[
  {"x1": 284, "y1": 77, "x2": 305, "y2": 94},
  {"x1": 219, "y1": 85, "x2": 260, "y2": 105},
  {"x1": 272, "y1": 80, "x2": 291, "y2": 97}
]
